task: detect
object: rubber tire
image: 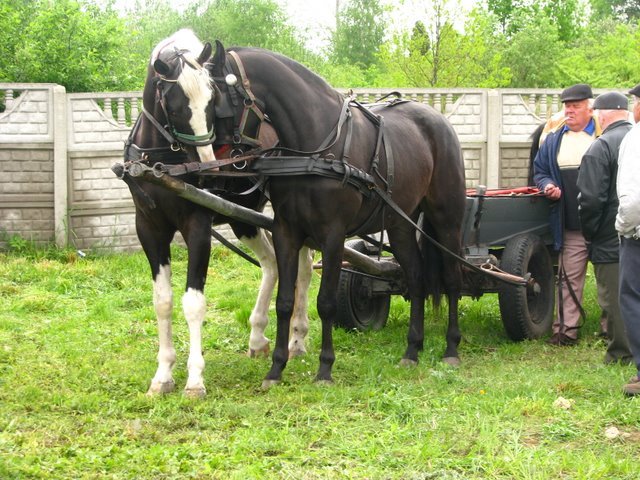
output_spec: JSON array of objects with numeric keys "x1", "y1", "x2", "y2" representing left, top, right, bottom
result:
[
  {"x1": 498, "y1": 234, "x2": 554, "y2": 341},
  {"x1": 335, "y1": 240, "x2": 391, "y2": 331}
]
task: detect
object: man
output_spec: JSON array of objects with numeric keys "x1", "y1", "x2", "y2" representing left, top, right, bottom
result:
[
  {"x1": 616, "y1": 83, "x2": 640, "y2": 396},
  {"x1": 577, "y1": 91, "x2": 633, "y2": 365},
  {"x1": 533, "y1": 84, "x2": 596, "y2": 346}
]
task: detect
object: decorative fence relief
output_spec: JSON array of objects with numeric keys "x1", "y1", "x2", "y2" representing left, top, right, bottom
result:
[{"x1": 1, "y1": 84, "x2": 629, "y2": 251}]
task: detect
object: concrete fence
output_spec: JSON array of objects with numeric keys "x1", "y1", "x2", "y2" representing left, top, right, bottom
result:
[{"x1": 0, "y1": 83, "x2": 630, "y2": 252}]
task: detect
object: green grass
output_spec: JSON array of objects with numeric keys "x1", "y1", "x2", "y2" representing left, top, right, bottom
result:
[{"x1": 0, "y1": 244, "x2": 639, "y2": 479}]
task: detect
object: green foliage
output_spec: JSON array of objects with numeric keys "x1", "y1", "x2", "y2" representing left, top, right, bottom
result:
[
  {"x1": 1, "y1": 0, "x2": 640, "y2": 91},
  {"x1": 501, "y1": 16, "x2": 564, "y2": 87},
  {"x1": 331, "y1": 0, "x2": 386, "y2": 69},
  {"x1": 1, "y1": 0, "x2": 139, "y2": 91},
  {"x1": 555, "y1": 19, "x2": 640, "y2": 88}
]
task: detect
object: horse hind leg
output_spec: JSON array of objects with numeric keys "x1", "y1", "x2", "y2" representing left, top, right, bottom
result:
[
  {"x1": 241, "y1": 229, "x2": 276, "y2": 357},
  {"x1": 387, "y1": 228, "x2": 426, "y2": 366},
  {"x1": 288, "y1": 246, "x2": 313, "y2": 358},
  {"x1": 148, "y1": 263, "x2": 177, "y2": 395},
  {"x1": 422, "y1": 210, "x2": 463, "y2": 366},
  {"x1": 241, "y1": 230, "x2": 311, "y2": 358}
]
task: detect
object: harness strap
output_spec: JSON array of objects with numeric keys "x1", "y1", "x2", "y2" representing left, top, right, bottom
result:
[{"x1": 142, "y1": 107, "x2": 177, "y2": 145}]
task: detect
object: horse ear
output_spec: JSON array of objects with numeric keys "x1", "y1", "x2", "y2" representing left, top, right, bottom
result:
[
  {"x1": 198, "y1": 42, "x2": 213, "y2": 66},
  {"x1": 153, "y1": 59, "x2": 171, "y2": 77},
  {"x1": 210, "y1": 40, "x2": 226, "y2": 77}
]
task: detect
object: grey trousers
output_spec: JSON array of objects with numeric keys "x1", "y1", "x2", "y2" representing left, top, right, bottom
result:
[
  {"x1": 619, "y1": 237, "x2": 640, "y2": 374},
  {"x1": 594, "y1": 262, "x2": 632, "y2": 364}
]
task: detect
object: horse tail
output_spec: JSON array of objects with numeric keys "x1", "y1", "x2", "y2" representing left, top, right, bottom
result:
[
  {"x1": 527, "y1": 122, "x2": 545, "y2": 186},
  {"x1": 420, "y1": 214, "x2": 444, "y2": 309}
]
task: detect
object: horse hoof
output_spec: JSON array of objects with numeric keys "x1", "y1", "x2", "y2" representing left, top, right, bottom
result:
[
  {"x1": 184, "y1": 387, "x2": 207, "y2": 399},
  {"x1": 399, "y1": 358, "x2": 418, "y2": 367},
  {"x1": 261, "y1": 379, "x2": 281, "y2": 390},
  {"x1": 146, "y1": 380, "x2": 176, "y2": 396},
  {"x1": 247, "y1": 345, "x2": 270, "y2": 358},
  {"x1": 314, "y1": 378, "x2": 334, "y2": 386},
  {"x1": 443, "y1": 356, "x2": 461, "y2": 367}
]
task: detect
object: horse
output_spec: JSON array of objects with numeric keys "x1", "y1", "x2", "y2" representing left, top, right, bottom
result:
[
  {"x1": 202, "y1": 42, "x2": 467, "y2": 388},
  {"x1": 123, "y1": 29, "x2": 313, "y2": 397}
]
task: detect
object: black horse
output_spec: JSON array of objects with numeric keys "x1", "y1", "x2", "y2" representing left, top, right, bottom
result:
[
  {"x1": 123, "y1": 30, "x2": 312, "y2": 397},
  {"x1": 204, "y1": 43, "x2": 467, "y2": 387}
]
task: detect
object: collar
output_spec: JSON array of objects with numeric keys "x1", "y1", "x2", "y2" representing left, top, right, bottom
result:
[{"x1": 561, "y1": 118, "x2": 596, "y2": 135}]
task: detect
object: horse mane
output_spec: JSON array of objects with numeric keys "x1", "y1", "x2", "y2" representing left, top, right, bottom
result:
[
  {"x1": 151, "y1": 29, "x2": 213, "y2": 107},
  {"x1": 232, "y1": 47, "x2": 340, "y2": 98}
]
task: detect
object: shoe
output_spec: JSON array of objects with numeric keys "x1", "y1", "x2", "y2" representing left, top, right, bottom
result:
[
  {"x1": 559, "y1": 334, "x2": 578, "y2": 346},
  {"x1": 547, "y1": 333, "x2": 577, "y2": 346},
  {"x1": 623, "y1": 376, "x2": 640, "y2": 397},
  {"x1": 547, "y1": 333, "x2": 561, "y2": 346}
]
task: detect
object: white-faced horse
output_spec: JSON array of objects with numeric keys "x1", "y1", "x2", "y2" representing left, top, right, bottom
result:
[{"x1": 122, "y1": 30, "x2": 313, "y2": 397}]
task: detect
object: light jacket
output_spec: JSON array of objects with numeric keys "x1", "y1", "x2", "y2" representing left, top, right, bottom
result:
[{"x1": 616, "y1": 122, "x2": 640, "y2": 239}]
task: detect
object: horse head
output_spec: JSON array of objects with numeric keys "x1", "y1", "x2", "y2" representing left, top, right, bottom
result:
[{"x1": 142, "y1": 29, "x2": 218, "y2": 163}]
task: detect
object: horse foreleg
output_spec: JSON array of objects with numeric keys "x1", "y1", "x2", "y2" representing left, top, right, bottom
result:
[
  {"x1": 289, "y1": 246, "x2": 313, "y2": 358},
  {"x1": 181, "y1": 224, "x2": 212, "y2": 399},
  {"x1": 148, "y1": 264, "x2": 177, "y2": 395},
  {"x1": 314, "y1": 238, "x2": 347, "y2": 383},
  {"x1": 262, "y1": 225, "x2": 302, "y2": 388},
  {"x1": 183, "y1": 288, "x2": 207, "y2": 397}
]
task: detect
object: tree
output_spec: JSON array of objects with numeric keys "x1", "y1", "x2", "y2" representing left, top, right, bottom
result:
[
  {"x1": 2, "y1": 0, "x2": 138, "y2": 91},
  {"x1": 331, "y1": 0, "x2": 385, "y2": 69},
  {"x1": 590, "y1": 0, "x2": 640, "y2": 22},
  {"x1": 500, "y1": 15, "x2": 564, "y2": 87},
  {"x1": 376, "y1": 0, "x2": 509, "y2": 88}
]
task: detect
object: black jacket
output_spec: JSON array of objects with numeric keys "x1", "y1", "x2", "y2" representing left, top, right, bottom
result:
[{"x1": 577, "y1": 120, "x2": 632, "y2": 263}]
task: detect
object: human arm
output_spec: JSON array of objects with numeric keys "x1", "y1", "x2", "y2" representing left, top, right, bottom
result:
[
  {"x1": 577, "y1": 146, "x2": 610, "y2": 241},
  {"x1": 533, "y1": 136, "x2": 561, "y2": 200},
  {"x1": 616, "y1": 129, "x2": 640, "y2": 238}
]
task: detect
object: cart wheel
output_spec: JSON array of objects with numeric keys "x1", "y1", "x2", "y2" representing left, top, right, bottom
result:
[
  {"x1": 335, "y1": 240, "x2": 391, "y2": 331},
  {"x1": 498, "y1": 234, "x2": 554, "y2": 341}
]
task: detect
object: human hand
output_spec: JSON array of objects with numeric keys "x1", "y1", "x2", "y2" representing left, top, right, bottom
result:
[{"x1": 544, "y1": 183, "x2": 561, "y2": 200}]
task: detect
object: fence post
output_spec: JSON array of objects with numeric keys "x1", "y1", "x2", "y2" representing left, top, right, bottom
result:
[
  {"x1": 485, "y1": 89, "x2": 501, "y2": 188},
  {"x1": 52, "y1": 85, "x2": 68, "y2": 248}
]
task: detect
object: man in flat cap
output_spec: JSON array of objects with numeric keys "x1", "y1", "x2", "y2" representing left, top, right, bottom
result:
[
  {"x1": 616, "y1": 83, "x2": 640, "y2": 396},
  {"x1": 577, "y1": 91, "x2": 633, "y2": 365},
  {"x1": 533, "y1": 84, "x2": 596, "y2": 346}
]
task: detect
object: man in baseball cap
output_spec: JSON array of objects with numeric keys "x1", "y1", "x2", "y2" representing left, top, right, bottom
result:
[
  {"x1": 578, "y1": 91, "x2": 633, "y2": 366},
  {"x1": 533, "y1": 83, "x2": 597, "y2": 345}
]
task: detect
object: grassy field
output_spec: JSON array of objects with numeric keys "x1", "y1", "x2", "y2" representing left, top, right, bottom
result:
[{"x1": 0, "y1": 242, "x2": 639, "y2": 479}]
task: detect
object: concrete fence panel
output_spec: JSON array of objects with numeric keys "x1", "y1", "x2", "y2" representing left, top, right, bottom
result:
[{"x1": 1, "y1": 83, "x2": 628, "y2": 252}]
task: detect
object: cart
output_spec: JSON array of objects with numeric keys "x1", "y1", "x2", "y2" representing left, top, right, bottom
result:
[{"x1": 335, "y1": 186, "x2": 556, "y2": 341}]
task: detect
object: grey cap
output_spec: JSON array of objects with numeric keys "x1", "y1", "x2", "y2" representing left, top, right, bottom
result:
[
  {"x1": 560, "y1": 83, "x2": 593, "y2": 103},
  {"x1": 628, "y1": 83, "x2": 640, "y2": 97},
  {"x1": 593, "y1": 92, "x2": 629, "y2": 110}
]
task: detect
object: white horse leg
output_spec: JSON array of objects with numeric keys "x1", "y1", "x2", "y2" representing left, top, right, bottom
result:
[
  {"x1": 289, "y1": 247, "x2": 313, "y2": 358},
  {"x1": 241, "y1": 230, "x2": 277, "y2": 357},
  {"x1": 147, "y1": 264, "x2": 177, "y2": 395},
  {"x1": 183, "y1": 288, "x2": 207, "y2": 398}
]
